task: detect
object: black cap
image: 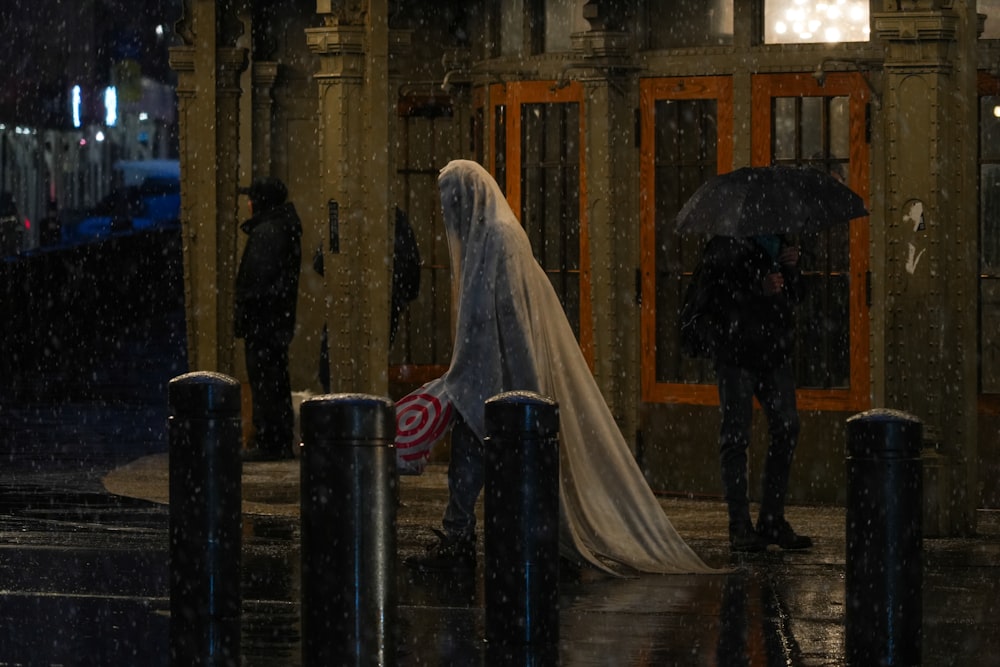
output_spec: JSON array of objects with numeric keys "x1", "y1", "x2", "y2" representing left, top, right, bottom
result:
[{"x1": 238, "y1": 176, "x2": 287, "y2": 212}]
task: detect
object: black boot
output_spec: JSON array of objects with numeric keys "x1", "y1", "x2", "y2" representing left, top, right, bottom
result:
[
  {"x1": 405, "y1": 529, "x2": 476, "y2": 571},
  {"x1": 756, "y1": 517, "x2": 812, "y2": 550}
]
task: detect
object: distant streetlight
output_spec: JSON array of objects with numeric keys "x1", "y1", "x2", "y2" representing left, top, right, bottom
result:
[
  {"x1": 105, "y1": 87, "x2": 118, "y2": 127},
  {"x1": 72, "y1": 85, "x2": 82, "y2": 128}
]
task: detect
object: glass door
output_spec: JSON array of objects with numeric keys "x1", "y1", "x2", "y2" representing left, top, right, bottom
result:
[{"x1": 490, "y1": 81, "x2": 593, "y2": 364}]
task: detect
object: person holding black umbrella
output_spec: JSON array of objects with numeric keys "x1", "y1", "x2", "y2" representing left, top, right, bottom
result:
[
  {"x1": 677, "y1": 164, "x2": 868, "y2": 553},
  {"x1": 691, "y1": 232, "x2": 813, "y2": 553}
]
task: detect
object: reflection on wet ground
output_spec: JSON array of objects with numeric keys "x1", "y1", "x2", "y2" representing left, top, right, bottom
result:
[{"x1": 0, "y1": 457, "x2": 998, "y2": 665}]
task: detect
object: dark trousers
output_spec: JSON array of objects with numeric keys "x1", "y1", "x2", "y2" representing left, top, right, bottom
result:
[
  {"x1": 717, "y1": 361, "x2": 800, "y2": 529},
  {"x1": 244, "y1": 335, "x2": 293, "y2": 455},
  {"x1": 442, "y1": 414, "x2": 484, "y2": 540}
]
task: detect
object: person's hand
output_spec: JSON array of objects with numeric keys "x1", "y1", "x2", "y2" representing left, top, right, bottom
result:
[
  {"x1": 762, "y1": 272, "x2": 784, "y2": 295},
  {"x1": 777, "y1": 245, "x2": 799, "y2": 267}
]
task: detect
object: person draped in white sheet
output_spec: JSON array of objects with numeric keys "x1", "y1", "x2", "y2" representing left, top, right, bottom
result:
[{"x1": 404, "y1": 159, "x2": 718, "y2": 575}]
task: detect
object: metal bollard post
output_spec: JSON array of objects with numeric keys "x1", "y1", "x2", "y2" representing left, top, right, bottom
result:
[
  {"x1": 484, "y1": 391, "x2": 560, "y2": 658},
  {"x1": 845, "y1": 408, "x2": 923, "y2": 667},
  {"x1": 168, "y1": 371, "x2": 243, "y2": 667},
  {"x1": 300, "y1": 394, "x2": 397, "y2": 667}
]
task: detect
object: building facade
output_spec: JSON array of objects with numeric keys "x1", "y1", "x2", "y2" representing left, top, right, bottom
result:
[{"x1": 171, "y1": 0, "x2": 1000, "y2": 535}]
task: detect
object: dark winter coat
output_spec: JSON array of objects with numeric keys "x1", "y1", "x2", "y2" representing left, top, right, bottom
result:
[
  {"x1": 700, "y1": 235, "x2": 802, "y2": 372},
  {"x1": 234, "y1": 201, "x2": 302, "y2": 341}
]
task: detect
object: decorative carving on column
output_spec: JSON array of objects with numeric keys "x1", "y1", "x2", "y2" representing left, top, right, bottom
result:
[
  {"x1": 874, "y1": 10, "x2": 958, "y2": 71},
  {"x1": 582, "y1": 0, "x2": 624, "y2": 31},
  {"x1": 251, "y1": 62, "x2": 279, "y2": 179},
  {"x1": 573, "y1": 2, "x2": 629, "y2": 60}
]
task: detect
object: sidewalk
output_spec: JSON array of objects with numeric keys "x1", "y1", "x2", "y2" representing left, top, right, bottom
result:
[{"x1": 95, "y1": 455, "x2": 1000, "y2": 666}]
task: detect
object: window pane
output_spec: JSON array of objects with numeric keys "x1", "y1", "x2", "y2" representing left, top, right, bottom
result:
[
  {"x1": 773, "y1": 98, "x2": 797, "y2": 161},
  {"x1": 983, "y1": 280, "x2": 1000, "y2": 392},
  {"x1": 521, "y1": 102, "x2": 581, "y2": 337},
  {"x1": 494, "y1": 104, "x2": 506, "y2": 195},
  {"x1": 981, "y1": 93, "x2": 1000, "y2": 392},
  {"x1": 771, "y1": 95, "x2": 852, "y2": 389},
  {"x1": 764, "y1": 0, "x2": 870, "y2": 44},
  {"x1": 647, "y1": 0, "x2": 734, "y2": 48},
  {"x1": 391, "y1": 114, "x2": 456, "y2": 368},
  {"x1": 980, "y1": 95, "x2": 1000, "y2": 271},
  {"x1": 982, "y1": 96, "x2": 1000, "y2": 162},
  {"x1": 982, "y1": 164, "x2": 1000, "y2": 273},
  {"x1": 773, "y1": 96, "x2": 850, "y2": 167},
  {"x1": 653, "y1": 98, "x2": 719, "y2": 384}
]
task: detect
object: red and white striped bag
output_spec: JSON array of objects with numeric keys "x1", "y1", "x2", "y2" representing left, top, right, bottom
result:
[{"x1": 395, "y1": 379, "x2": 454, "y2": 475}]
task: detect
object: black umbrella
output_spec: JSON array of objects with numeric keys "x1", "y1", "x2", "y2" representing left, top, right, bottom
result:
[{"x1": 675, "y1": 165, "x2": 868, "y2": 237}]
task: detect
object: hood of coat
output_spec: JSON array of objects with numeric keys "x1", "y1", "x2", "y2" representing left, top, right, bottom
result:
[{"x1": 241, "y1": 201, "x2": 301, "y2": 237}]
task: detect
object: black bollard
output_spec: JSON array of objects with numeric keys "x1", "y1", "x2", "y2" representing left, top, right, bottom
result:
[
  {"x1": 168, "y1": 371, "x2": 243, "y2": 667},
  {"x1": 300, "y1": 394, "x2": 397, "y2": 667},
  {"x1": 845, "y1": 409, "x2": 923, "y2": 667},
  {"x1": 484, "y1": 391, "x2": 560, "y2": 658}
]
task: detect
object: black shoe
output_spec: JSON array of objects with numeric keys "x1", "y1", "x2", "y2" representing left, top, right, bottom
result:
[
  {"x1": 241, "y1": 447, "x2": 293, "y2": 462},
  {"x1": 405, "y1": 529, "x2": 476, "y2": 571},
  {"x1": 757, "y1": 518, "x2": 813, "y2": 550},
  {"x1": 729, "y1": 521, "x2": 767, "y2": 553}
]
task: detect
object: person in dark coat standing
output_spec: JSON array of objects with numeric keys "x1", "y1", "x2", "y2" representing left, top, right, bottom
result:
[
  {"x1": 235, "y1": 176, "x2": 302, "y2": 461},
  {"x1": 699, "y1": 233, "x2": 813, "y2": 552}
]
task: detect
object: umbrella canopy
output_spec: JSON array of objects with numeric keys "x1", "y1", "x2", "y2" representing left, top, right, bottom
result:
[{"x1": 675, "y1": 165, "x2": 868, "y2": 237}]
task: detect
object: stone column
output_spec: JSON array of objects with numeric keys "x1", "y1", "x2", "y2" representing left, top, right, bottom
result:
[
  {"x1": 250, "y1": 62, "x2": 279, "y2": 180},
  {"x1": 169, "y1": 0, "x2": 248, "y2": 375},
  {"x1": 571, "y1": 17, "x2": 639, "y2": 442},
  {"x1": 306, "y1": 1, "x2": 392, "y2": 396},
  {"x1": 872, "y1": 1, "x2": 979, "y2": 534}
]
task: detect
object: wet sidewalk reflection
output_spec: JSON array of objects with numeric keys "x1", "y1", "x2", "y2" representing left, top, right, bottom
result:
[{"x1": 0, "y1": 458, "x2": 998, "y2": 665}]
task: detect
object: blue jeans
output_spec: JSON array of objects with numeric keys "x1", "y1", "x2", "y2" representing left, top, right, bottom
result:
[
  {"x1": 717, "y1": 362, "x2": 800, "y2": 529},
  {"x1": 442, "y1": 413, "x2": 484, "y2": 540}
]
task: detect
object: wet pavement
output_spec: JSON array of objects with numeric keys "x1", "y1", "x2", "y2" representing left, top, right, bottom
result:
[
  {"x1": 2, "y1": 263, "x2": 999, "y2": 665},
  {"x1": 0, "y1": 447, "x2": 994, "y2": 666}
]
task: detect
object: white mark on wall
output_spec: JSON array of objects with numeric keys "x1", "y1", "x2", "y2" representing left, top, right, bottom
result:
[
  {"x1": 904, "y1": 200, "x2": 925, "y2": 232},
  {"x1": 906, "y1": 242, "x2": 926, "y2": 274},
  {"x1": 902, "y1": 199, "x2": 926, "y2": 275}
]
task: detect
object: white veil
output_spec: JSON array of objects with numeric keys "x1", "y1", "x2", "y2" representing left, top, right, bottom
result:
[{"x1": 435, "y1": 159, "x2": 717, "y2": 575}]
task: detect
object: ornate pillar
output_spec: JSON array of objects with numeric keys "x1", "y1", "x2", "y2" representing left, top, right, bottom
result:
[
  {"x1": 250, "y1": 62, "x2": 279, "y2": 179},
  {"x1": 873, "y1": 0, "x2": 979, "y2": 533},
  {"x1": 306, "y1": 0, "x2": 392, "y2": 395},
  {"x1": 572, "y1": 7, "x2": 638, "y2": 441},
  {"x1": 169, "y1": 0, "x2": 248, "y2": 375}
]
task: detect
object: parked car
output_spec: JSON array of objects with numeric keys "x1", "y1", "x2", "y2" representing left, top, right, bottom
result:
[{"x1": 69, "y1": 161, "x2": 180, "y2": 243}]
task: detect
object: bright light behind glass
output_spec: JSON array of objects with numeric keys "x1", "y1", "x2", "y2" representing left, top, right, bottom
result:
[
  {"x1": 72, "y1": 85, "x2": 82, "y2": 128},
  {"x1": 105, "y1": 87, "x2": 118, "y2": 127},
  {"x1": 765, "y1": 0, "x2": 870, "y2": 44}
]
